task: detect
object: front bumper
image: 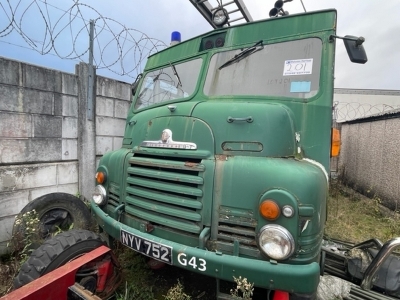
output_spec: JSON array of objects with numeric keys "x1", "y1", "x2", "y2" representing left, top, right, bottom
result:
[{"x1": 92, "y1": 203, "x2": 320, "y2": 294}]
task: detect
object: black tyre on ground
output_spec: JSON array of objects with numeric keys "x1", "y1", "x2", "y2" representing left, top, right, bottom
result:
[
  {"x1": 13, "y1": 229, "x2": 104, "y2": 289},
  {"x1": 12, "y1": 193, "x2": 93, "y2": 250}
]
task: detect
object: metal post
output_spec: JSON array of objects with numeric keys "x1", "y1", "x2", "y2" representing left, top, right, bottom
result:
[
  {"x1": 87, "y1": 20, "x2": 94, "y2": 120},
  {"x1": 361, "y1": 237, "x2": 400, "y2": 290}
]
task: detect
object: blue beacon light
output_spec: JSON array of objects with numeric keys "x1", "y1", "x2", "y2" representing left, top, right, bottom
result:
[{"x1": 170, "y1": 31, "x2": 181, "y2": 46}]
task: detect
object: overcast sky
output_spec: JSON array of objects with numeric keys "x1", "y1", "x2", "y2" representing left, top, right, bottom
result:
[{"x1": 0, "y1": 0, "x2": 399, "y2": 90}]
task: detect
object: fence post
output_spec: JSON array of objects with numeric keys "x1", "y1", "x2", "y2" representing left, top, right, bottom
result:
[
  {"x1": 87, "y1": 20, "x2": 94, "y2": 120},
  {"x1": 76, "y1": 62, "x2": 96, "y2": 201}
]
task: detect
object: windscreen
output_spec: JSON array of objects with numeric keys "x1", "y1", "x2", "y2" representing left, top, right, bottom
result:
[
  {"x1": 204, "y1": 38, "x2": 322, "y2": 99},
  {"x1": 135, "y1": 58, "x2": 202, "y2": 110}
]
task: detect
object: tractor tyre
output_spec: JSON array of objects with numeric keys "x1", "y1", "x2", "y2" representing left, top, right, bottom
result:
[
  {"x1": 13, "y1": 229, "x2": 104, "y2": 289},
  {"x1": 12, "y1": 193, "x2": 93, "y2": 251}
]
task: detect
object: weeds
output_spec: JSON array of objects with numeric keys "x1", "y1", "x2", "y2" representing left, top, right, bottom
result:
[
  {"x1": 10, "y1": 209, "x2": 74, "y2": 262},
  {"x1": 163, "y1": 279, "x2": 191, "y2": 300},
  {"x1": 116, "y1": 280, "x2": 154, "y2": 300},
  {"x1": 53, "y1": 223, "x2": 74, "y2": 236},
  {"x1": 0, "y1": 259, "x2": 18, "y2": 296},
  {"x1": 230, "y1": 276, "x2": 254, "y2": 299},
  {"x1": 0, "y1": 210, "x2": 43, "y2": 295},
  {"x1": 10, "y1": 210, "x2": 42, "y2": 267},
  {"x1": 113, "y1": 242, "x2": 155, "y2": 299}
]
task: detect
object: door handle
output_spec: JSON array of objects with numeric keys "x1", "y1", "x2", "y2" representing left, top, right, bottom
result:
[{"x1": 227, "y1": 116, "x2": 253, "y2": 123}]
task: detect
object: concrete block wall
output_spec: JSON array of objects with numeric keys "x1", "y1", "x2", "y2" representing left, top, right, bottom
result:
[
  {"x1": 0, "y1": 60, "x2": 79, "y2": 164},
  {"x1": 96, "y1": 76, "x2": 131, "y2": 157},
  {"x1": 339, "y1": 116, "x2": 400, "y2": 211},
  {"x1": 0, "y1": 57, "x2": 131, "y2": 255}
]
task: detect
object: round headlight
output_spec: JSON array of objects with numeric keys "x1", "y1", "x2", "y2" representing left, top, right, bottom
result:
[
  {"x1": 212, "y1": 8, "x2": 229, "y2": 27},
  {"x1": 92, "y1": 185, "x2": 107, "y2": 205},
  {"x1": 258, "y1": 224, "x2": 295, "y2": 260}
]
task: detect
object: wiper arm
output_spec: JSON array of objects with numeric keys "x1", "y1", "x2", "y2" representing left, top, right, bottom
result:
[
  {"x1": 170, "y1": 62, "x2": 182, "y2": 87},
  {"x1": 153, "y1": 73, "x2": 160, "y2": 83},
  {"x1": 219, "y1": 40, "x2": 264, "y2": 70}
]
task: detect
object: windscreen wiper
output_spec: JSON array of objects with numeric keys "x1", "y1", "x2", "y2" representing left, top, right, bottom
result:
[
  {"x1": 219, "y1": 40, "x2": 264, "y2": 70},
  {"x1": 169, "y1": 62, "x2": 182, "y2": 87}
]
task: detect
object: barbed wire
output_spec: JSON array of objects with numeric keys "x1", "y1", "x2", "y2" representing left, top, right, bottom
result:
[
  {"x1": 334, "y1": 102, "x2": 400, "y2": 123},
  {"x1": 0, "y1": 0, "x2": 167, "y2": 79}
]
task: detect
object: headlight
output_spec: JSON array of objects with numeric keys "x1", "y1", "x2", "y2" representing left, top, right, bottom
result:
[
  {"x1": 92, "y1": 185, "x2": 107, "y2": 206},
  {"x1": 258, "y1": 224, "x2": 295, "y2": 260},
  {"x1": 212, "y1": 8, "x2": 229, "y2": 27}
]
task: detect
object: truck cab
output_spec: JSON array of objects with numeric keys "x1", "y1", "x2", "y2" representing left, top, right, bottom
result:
[{"x1": 91, "y1": 8, "x2": 366, "y2": 299}]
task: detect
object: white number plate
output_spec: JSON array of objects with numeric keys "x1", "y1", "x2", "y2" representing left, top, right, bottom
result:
[{"x1": 120, "y1": 229, "x2": 172, "y2": 264}]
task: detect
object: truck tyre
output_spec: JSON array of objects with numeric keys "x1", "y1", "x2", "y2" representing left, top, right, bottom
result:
[
  {"x1": 13, "y1": 229, "x2": 104, "y2": 289},
  {"x1": 12, "y1": 193, "x2": 93, "y2": 251}
]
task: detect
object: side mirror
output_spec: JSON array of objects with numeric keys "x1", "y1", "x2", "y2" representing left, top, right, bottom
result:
[
  {"x1": 343, "y1": 35, "x2": 368, "y2": 64},
  {"x1": 131, "y1": 73, "x2": 143, "y2": 96}
]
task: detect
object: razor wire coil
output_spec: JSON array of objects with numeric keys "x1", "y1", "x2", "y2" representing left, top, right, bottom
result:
[
  {"x1": 0, "y1": 0, "x2": 167, "y2": 79},
  {"x1": 334, "y1": 102, "x2": 400, "y2": 123}
]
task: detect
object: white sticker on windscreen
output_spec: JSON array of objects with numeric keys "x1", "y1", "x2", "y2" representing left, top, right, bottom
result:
[{"x1": 283, "y1": 59, "x2": 313, "y2": 76}]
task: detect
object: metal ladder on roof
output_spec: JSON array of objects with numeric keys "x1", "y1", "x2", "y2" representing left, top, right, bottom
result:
[{"x1": 189, "y1": 0, "x2": 253, "y2": 28}]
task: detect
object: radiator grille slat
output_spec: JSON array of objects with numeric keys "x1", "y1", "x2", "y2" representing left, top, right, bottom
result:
[
  {"x1": 125, "y1": 206, "x2": 201, "y2": 234},
  {"x1": 128, "y1": 157, "x2": 205, "y2": 172},
  {"x1": 217, "y1": 233, "x2": 257, "y2": 246},
  {"x1": 127, "y1": 177, "x2": 203, "y2": 197},
  {"x1": 127, "y1": 166, "x2": 204, "y2": 185},
  {"x1": 126, "y1": 186, "x2": 202, "y2": 209},
  {"x1": 109, "y1": 183, "x2": 120, "y2": 202},
  {"x1": 218, "y1": 225, "x2": 256, "y2": 237},
  {"x1": 126, "y1": 196, "x2": 202, "y2": 221}
]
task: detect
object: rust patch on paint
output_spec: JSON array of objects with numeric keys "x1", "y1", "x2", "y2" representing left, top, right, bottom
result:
[
  {"x1": 215, "y1": 155, "x2": 229, "y2": 161},
  {"x1": 184, "y1": 162, "x2": 199, "y2": 168}
]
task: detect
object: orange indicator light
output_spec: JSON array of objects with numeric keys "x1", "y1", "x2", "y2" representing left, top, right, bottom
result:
[
  {"x1": 96, "y1": 172, "x2": 106, "y2": 184},
  {"x1": 259, "y1": 200, "x2": 280, "y2": 220}
]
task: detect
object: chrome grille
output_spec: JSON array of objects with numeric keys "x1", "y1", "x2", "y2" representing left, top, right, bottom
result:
[{"x1": 125, "y1": 155, "x2": 204, "y2": 234}]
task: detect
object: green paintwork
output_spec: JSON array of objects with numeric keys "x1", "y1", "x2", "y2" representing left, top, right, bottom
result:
[{"x1": 92, "y1": 9, "x2": 338, "y2": 296}]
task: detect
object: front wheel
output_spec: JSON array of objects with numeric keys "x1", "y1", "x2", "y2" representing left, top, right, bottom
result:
[{"x1": 14, "y1": 230, "x2": 104, "y2": 289}]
